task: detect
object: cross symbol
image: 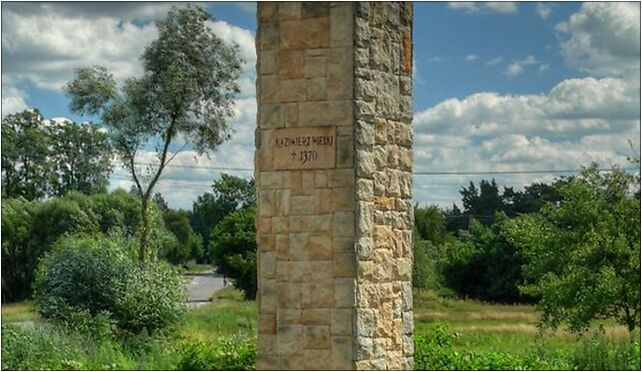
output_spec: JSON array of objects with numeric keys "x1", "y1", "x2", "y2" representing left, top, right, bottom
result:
[{"x1": 290, "y1": 151, "x2": 297, "y2": 161}]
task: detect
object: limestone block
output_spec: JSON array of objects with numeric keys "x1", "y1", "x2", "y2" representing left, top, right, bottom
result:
[
  {"x1": 260, "y1": 49, "x2": 279, "y2": 75},
  {"x1": 302, "y1": 170, "x2": 316, "y2": 189},
  {"x1": 334, "y1": 253, "x2": 356, "y2": 277},
  {"x1": 288, "y1": 233, "x2": 308, "y2": 260},
  {"x1": 276, "y1": 234, "x2": 289, "y2": 260},
  {"x1": 278, "y1": 308, "x2": 302, "y2": 324},
  {"x1": 308, "y1": 234, "x2": 333, "y2": 260},
  {"x1": 302, "y1": 2, "x2": 329, "y2": 18},
  {"x1": 260, "y1": 74, "x2": 280, "y2": 103},
  {"x1": 261, "y1": 279, "x2": 277, "y2": 313},
  {"x1": 258, "y1": 333, "x2": 276, "y2": 353},
  {"x1": 289, "y1": 214, "x2": 331, "y2": 233},
  {"x1": 278, "y1": 282, "x2": 301, "y2": 309},
  {"x1": 327, "y1": 47, "x2": 353, "y2": 100},
  {"x1": 259, "y1": 22, "x2": 279, "y2": 50},
  {"x1": 276, "y1": 324, "x2": 303, "y2": 354},
  {"x1": 261, "y1": 171, "x2": 284, "y2": 189},
  {"x1": 332, "y1": 187, "x2": 355, "y2": 211},
  {"x1": 280, "y1": 18, "x2": 330, "y2": 50},
  {"x1": 301, "y1": 281, "x2": 334, "y2": 308},
  {"x1": 303, "y1": 325, "x2": 330, "y2": 349},
  {"x1": 259, "y1": 313, "x2": 277, "y2": 334},
  {"x1": 330, "y1": 4, "x2": 353, "y2": 47},
  {"x1": 299, "y1": 100, "x2": 353, "y2": 126},
  {"x1": 291, "y1": 195, "x2": 317, "y2": 215},
  {"x1": 333, "y1": 236, "x2": 355, "y2": 254},
  {"x1": 261, "y1": 251, "x2": 276, "y2": 279},
  {"x1": 336, "y1": 135, "x2": 354, "y2": 168},
  {"x1": 260, "y1": 104, "x2": 283, "y2": 129},
  {"x1": 302, "y1": 308, "x2": 331, "y2": 325},
  {"x1": 303, "y1": 350, "x2": 331, "y2": 370},
  {"x1": 333, "y1": 211, "x2": 355, "y2": 237},
  {"x1": 278, "y1": 2, "x2": 301, "y2": 20},
  {"x1": 304, "y1": 53, "x2": 326, "y2": 78},
  {"x1": 314, "y1": 170, "x2": 329, "y2": 188},
  {"x1": 334, "y1": 278, "x2": 354, "y2": 308},
  {"x1": 280, "y1": 79, "x2": 307, "y2": 102},
  {"x1": 272, "y1": 216, "x2": 288, "y2": 234},
  {"x1": 276, "y1": 189, "x2": 291, "y2": 216},
  {"x1": 259, "y1": 234, "x2": 276, "y2": 252},
  {"x1": 330, "y1": 168, "x2": 355, "y2": 187},
  {"x1": 317, "y1": 189, "x2": 334, "y2": 214},
  {"x1": 256, "y1": 353, "x2": 280, "y2": 371},
  {"x1": 306, "y1": 77, "x2": 326, "y2": 101},
  {"x1": 257, "y1": 217, "x2": 271, "y2": 234},
  {"x1": 331, "y1": 308, "x2": 353, "y2": 336},
  {"x1": 331, "y1": 336, "x2": 354, "y2": 370},
  {"x1": 279, "y1": 355, "x2": 305, "y2": 370},
  {"x1": 310, "y1": 261, "x2": 333, "y2": 283},
  {"x1": 284, "y1": 103, "x2": 298, "y2": 126},
  {"x1": 279, "y1": 50, "x2": 304, "y2": 79}
]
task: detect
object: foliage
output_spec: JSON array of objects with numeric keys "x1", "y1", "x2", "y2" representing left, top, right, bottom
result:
[
  {"x1": 177, "y1": 335, "x2": 256, "y2": 370},
  {"x1": 505, "y1": 163, "x2": 641, "y2": 333},
  {"x1": 414, "y1": 204, "x2": 449, "y2": 245},
  {"x1": 208, "y1": 206, "x2": 257, "y2": 299},
  {"x1": 161, "y1": 209, "x2": 203, "y2": 264},
  {"x1": 65, "y1": 5, "x2": 241, "y2": 267},
  {"x1": 1, "y1": 109, "x2": 113, "y2": 200},
  {"x1": 33, "y1": 233, "x2": 186, "y2": 334},
  {"x1": 413, "y1": 239, "x2": 445, "y2": 290},
  {"x1": 570, "y1": 330, "x2": 641, "y2": 370},
  {"x1": 441, "y1": 214, "x2": 532, "y2": 303},
  {"x1": 191, "y1": 173, "x2": 256, "y2": 250},
  {"x1": 1, "y1": 109, "x2": 54, "y2": 200},
  {"x1": 1, "y1": 190, "x2": 169, "y2": 301}
]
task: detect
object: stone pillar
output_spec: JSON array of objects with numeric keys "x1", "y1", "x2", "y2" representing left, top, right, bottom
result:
[{"x1": 255, "y1": 2, "x2": 413, "y2": 370}]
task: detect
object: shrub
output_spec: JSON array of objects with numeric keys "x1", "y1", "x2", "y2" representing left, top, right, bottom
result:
[
  {"x1": 177, "y1": 335, "x2": 256, "y2": 370},
  {"x1": 114, "y1": 261, "x2": 187, "y2": 334},
  {"x1": 571, "y1": 331, "x2": 641, "y2": 370},
  {"x1": 34, "y1": 233, "x2": 186, "y2": 334},
  {"x1": 33, "y1": 233, "x2": 135, "y2": 320}
]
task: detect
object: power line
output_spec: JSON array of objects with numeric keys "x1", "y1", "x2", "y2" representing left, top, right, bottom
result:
[{"x1": 129, "y1": 162, "x2": 638, "y2": 176}]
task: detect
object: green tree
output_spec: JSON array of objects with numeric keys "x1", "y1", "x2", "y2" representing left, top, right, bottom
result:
[
  {"x1": 161, "y1": 209, "x2": 203, "y2": 264},
  {"x1": 65, "y1": 5, "x2": 241, "y2": 267},
  {"x1": 414, "y1": 204, "x2": 449, "y2": 246},
  {"x1": 208, "y1": 206, "x2": 257, "y2": 299},
  {"x1": 1, "y1": 109, "x2": 53, "y2": 200},
  {"x1": 49, "y1": 120, "x2": 113, "y2": 196},
  {"x1": 191, "y1": 174, "x2": 255, "y2": 250},
  {"x1": 505, "y1": 163, "x2": 641, "y2": 333}
]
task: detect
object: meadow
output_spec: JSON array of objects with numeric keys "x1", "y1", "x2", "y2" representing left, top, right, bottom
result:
[{"x1": 2, "y1": 287, "x2": 639, "y2": 370}]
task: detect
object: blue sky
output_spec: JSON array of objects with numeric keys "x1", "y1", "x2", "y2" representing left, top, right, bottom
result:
[{"x1": 2, "y1": 2, "x2": 640, "y2": 209}]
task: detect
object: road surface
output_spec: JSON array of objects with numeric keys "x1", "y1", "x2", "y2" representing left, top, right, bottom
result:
[{"x1": 186, "y1": 269, "x2": 225, "y2": 307}]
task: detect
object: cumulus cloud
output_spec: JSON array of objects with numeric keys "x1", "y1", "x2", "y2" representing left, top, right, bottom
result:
[
  {"x1": 536, "y1": 3, "x2": 552, "y2": 20},
  {"x1": 413, "y1": 74, "x2": 640, "y2": 207},
  {"x1": 556, "y1": 2, "x2": 640, "y2": 77},
  {"x1": 1, "y1": 83, "x2": 29, "y2": 117},
  {"x1": 448, "y1": 2, "x2": 517, "y2": 14},
  {"x1": 486, "y1": 56, "x2": 503, "y2": 66}
]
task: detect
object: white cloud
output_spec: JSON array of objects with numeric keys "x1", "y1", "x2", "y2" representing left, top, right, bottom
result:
[
  {"x1": 504, "y1": 55, "x2": 543, "y2": 77},
  {"x1": 236, "y1": 2, "x2": 257, "y2": 14},
  {"x1": 465, "y1": 54, "x2": 478, "y2": 62},
  {"x1": 486, "y1": 56, "x2": 503, "y2": 66},
  {"x1": 536, "y1": 3, "x2": 552, "y2": 20},
  {"x1": 428, "y1": 57, "x2": 442, "y2": 63},
  {"x1": 1, "y1": 83, "x2": 29, "y2": 117},
  {"x1": 448, "y1": 2, "x2": 517, "y2": 14},
  {"x1": 412, "y1": 74, "x2": 640, "y2": 207},
  {"x1": 556, "y1": 2, "x2": 640, "y2": 77}
]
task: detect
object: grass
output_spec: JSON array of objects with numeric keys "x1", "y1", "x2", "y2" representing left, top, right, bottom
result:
[
  {"x1": 413, "y1": 289, "x2": 638, "y2": 360},
  {"x1": 1, "y1": 302, "x2": 39, "y2": 323}
]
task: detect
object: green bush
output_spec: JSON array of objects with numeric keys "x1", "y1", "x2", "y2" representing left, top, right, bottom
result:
[
  {"x1": 208, "y1": 206, "x2": 257, "y2": 300},
  {"x1": 177, "y1": 335, "x2": 256, "y2": 370},
  {"x1": 114, "y1": 261, "x2": 187, "y2": 334},
  {"x1": 34, "y1": 233, "x2": 186, "y2": 334}
]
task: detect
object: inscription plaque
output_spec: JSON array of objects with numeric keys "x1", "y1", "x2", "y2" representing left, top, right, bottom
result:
[{"x1": 273, "y1": 127, "x2": 337, "y2": 170}]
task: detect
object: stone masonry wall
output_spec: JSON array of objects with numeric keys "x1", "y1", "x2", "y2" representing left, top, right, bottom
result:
[
  {"x1": 255, "y1": 3, "x2": 357, "y2": 370},
  {"x1": 353, "y1": 3, "x2": 414, "y2": 370},
  {"x1": 255, "y1": 2, "x2": 413, "y2": 370}
]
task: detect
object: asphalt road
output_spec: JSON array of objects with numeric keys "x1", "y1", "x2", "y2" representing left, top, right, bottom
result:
[{"x1": 186, "y1": 269, "x2": 225, "y2": 306}]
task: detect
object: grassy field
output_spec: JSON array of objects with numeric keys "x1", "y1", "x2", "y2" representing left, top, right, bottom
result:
[{"x1": 2, "y1": 288, "x2": 639, "y2": 370}]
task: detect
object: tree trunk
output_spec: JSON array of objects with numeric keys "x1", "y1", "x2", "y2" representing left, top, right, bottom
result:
[{"x1": 139, "y1": 196, "x2": 150, "y2": 269}]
